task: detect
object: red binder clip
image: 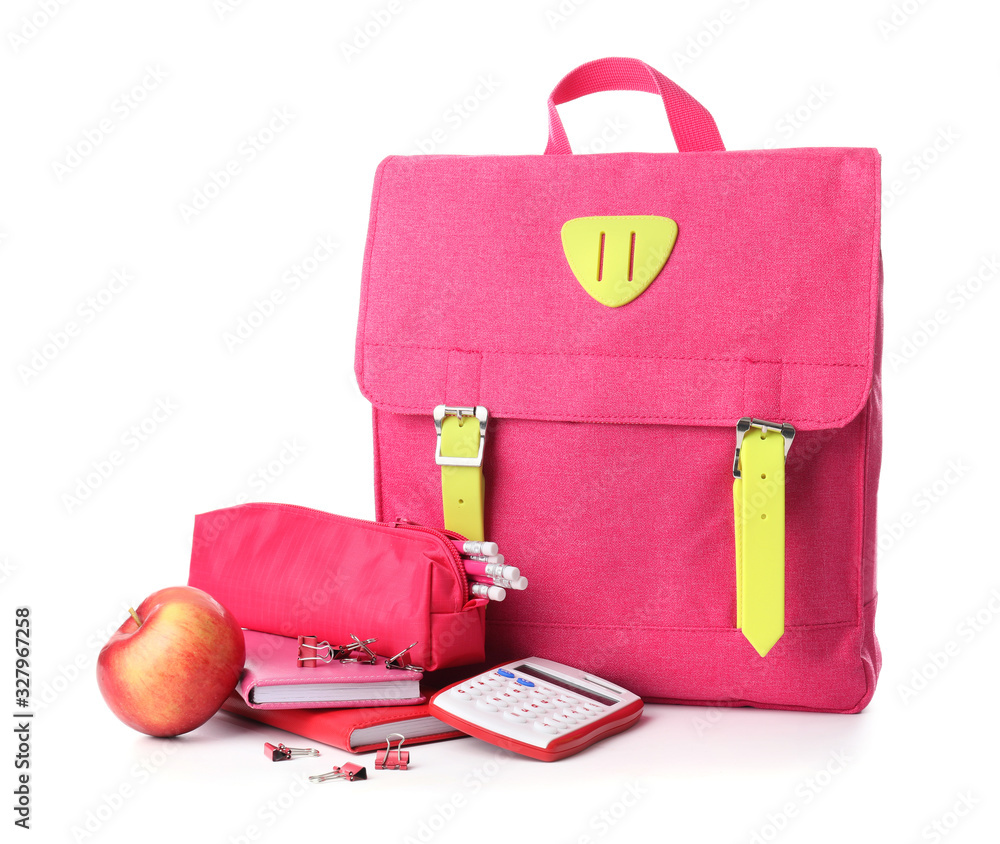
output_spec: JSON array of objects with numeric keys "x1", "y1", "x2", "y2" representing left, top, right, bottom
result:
[
  {"x1": 375, "y1": 733, "x2": 409, "y2": 770},
  {"x1": 265, "y1": 742, "x2": 319, "y2": 761},
  {"x1": 309, "y1": 763, "x2": 367, "y2": 783},
  {"x1": 385, "y1": 642, "x2": 423, "y2": 672}
]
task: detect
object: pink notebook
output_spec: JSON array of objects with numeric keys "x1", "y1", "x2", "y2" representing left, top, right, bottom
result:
[{"x1": 237, "y1": 630, "x2": 424, "y2": 710}]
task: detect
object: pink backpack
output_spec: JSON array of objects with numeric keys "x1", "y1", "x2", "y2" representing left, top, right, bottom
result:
[{"x1": 355, "y1": 57, "x2": 882, "y2": 712}]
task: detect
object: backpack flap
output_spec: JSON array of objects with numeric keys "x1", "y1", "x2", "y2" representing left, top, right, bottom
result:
[{"x1": 355, "y1": 149, "x2": 881, "y2": 431}]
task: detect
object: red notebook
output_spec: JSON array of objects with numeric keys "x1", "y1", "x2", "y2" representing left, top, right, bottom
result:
[{"x1": 220, "y1": 692, "x2": 465, "y2": 753}]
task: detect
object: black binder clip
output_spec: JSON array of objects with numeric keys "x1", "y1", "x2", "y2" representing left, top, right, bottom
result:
[
  {"x1": 265, "y1": 742, "x2": 319, "y2": 761},
  {"x1": 309, "y1": 763, "x2": 367, "y2": 783},
  {"x1": 385, "y1": 642, "x2": 423, "y2": 672},
  {"x1": 375, "y1": 733, "x2": 409, "y2": 770}
]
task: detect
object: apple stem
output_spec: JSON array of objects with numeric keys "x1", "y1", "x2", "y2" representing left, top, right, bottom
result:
[{"x1": 128, "y1": 607, "x2": 142, "y2": 628}]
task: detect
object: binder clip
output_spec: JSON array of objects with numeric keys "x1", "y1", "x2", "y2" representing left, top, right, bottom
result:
[
  {"x1": 385, "y1": 642, "x2": 423, "y2": 672},
  {"x1": 309, "y1": 763, "x2": 367, "y2": 783},
  {"x1": 296, "y1": 635, "x2": 331, "y2": 667},
  {"x1": 265, "y1": 742, "x2": 319, "y2": 761},
  {"x1": 335, "y1": 636, "x2": 377, "y2": 660},
  {"x1": 375, "y1": 733, "x2": 409, "y2": 770},
  {"x1": 297, "y1": 635, "x2": 377, "y2": 666},
  {"x1": 339, "y1": 634, "x2": 379, "y2": 665}
]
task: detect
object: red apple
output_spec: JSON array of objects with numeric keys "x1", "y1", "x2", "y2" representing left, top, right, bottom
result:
[{"x1": 97, "y1": 586, "x2": 245, "y2": 737}]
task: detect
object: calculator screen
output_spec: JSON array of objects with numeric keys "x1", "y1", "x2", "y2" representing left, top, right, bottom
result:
[{"x1": 513, "y1": 664, "x2": 619, "y2": 706}]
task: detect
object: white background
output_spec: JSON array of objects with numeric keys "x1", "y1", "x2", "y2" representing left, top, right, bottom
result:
[{"x1": 3, "y1": 1, "x2": 998, "y2": 842}]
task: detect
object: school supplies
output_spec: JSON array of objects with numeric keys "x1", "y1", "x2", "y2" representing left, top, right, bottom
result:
[
  {"x1": 220, "y1": 692, "x2": 465, "y2": 754},
  {"x1": 355, "y1": 56, "x2": 883, "y2": 712},
  {"x1": 429, "y1": 658, "x2": 643, "y2": 762},
  {"x1": 452, "y1": 539, "x2": 499, "y2": 557},
  {"x1": 452, "y1": 538, "x2": 528, "y2": 598},
  {"x1": 310, "y1": 763, "x2": 367, "y2": 783},
  {"x1": 470, "y1": 583, "x2": 506, "y2": 601},
  {"x1": 264, "y1": 742, "x2": 319, "y2": 761},
  {"x1": 374, "y1": 734, "x2": 409, "y2": 770},
  {"x1": 296, "y1": 635, "x2": 379, "y2": 667},
  {"x1": 237, "y1": 631, "x2": 423, "y2": 709},
  {"x1": 188, "y1": 503, "x2": 487, "y2": 671}
]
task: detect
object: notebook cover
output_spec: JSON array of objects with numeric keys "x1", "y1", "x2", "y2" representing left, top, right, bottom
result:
[
  {"x1": 220, "y1": 692, "x2": 465, "y2": 753},
  {"x1": 239, "y1": 630, "x2": 424, "y2": 710}
]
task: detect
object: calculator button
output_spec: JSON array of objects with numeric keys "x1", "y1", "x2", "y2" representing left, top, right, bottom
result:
[
  {"x1": 568, "y1": 707, "x2": 591, "y2": 719},
  {"x1": 496, "y1": 668, "x2": 515, "y2": 678},
  {"x1": 553, "y1": 695, "x2": 580, "y2": 707},
  {"x1": 502, "y1": 710, "x2": 529, "y2": 725},
  {"x1": 487, "y1": 696, "x2": 510, "y2": 709},
  {"x1": 536, "y1": 698, "x2": 557, "y2": 710},
  {"x1": 517, "y1": 707, "x2": 537, "y2": 720},
  {"x1": 464, "y1": 684, "x2": 484, "y2": 696},
  {"x1": 526, "y1": 703, "x2": 546, "y2": 715},
  {"x1": 475, "y1": 699, "x2": 498, "y2": 712},
  {"x1": 534, "y1": 719, "x2": 560, "y2": 735},
  {"x1": 505, "y1": 685, "x2": 526, "y2": 696},
  {"x1": 580, "y1": 704, "x2": 606, "y2": 716},
  {"x1": 551, "y1": 713, "x2": 577, "y2": 726},
  {"x1": 453, "y1": 688, "x2": 474, "y2": 702},
  {"x1": 515, "y1": 678, "x2": 535, "y2": 687}
]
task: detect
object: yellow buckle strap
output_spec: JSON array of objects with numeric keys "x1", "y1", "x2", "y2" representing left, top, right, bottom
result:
[
  {"x1": 434, "y1": 406, "x2": 488, "y2": 541},
  {"x1": 733, "y1": 418, "x2": 795, "y2": 657}
]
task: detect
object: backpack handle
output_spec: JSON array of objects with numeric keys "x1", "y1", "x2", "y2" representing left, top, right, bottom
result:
[{"x1": 544, "y1": 57, "x2": 726, "y2": 154}]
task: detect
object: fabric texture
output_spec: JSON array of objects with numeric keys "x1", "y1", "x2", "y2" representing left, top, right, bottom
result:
[
  {"x1": 354, "y1": 59, "x2": 882, "y2": 712},
  {"x1": 188, "y1": 503, "x2": 488, "y2": 671}
]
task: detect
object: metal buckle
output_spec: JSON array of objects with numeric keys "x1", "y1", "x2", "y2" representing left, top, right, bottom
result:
[
  {"x1": 733, "y1": 417, "x2": 795, "y2": 478},
  {"x1": 433, "y1": 405, "x2": 488, "y2": 467}
]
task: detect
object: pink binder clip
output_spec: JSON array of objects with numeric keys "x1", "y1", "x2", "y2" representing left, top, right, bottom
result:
[
  {"x1": 375, "y1": 733, "x2": 409, "y2": 770},
  {"x1": 296, "y1": 635, "x2": 324, "y2": 667},
  {"x1": 309, "y1": 763, "x2": 367, "y2": 783}
]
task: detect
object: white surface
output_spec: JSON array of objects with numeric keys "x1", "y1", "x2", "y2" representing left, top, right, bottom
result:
[{"x1": 3, "y1": 1, "x2": 999, "y2": 842}]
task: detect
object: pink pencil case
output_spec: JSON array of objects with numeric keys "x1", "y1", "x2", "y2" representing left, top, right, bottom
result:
[{"x1": 188, "y1": 503, "x2": 487, "y2": 671}]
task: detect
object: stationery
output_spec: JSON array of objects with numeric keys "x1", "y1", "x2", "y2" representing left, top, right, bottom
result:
[
  {"x1": 238, "y1": 630, "x2": 423, "y2": 709},
  {"x1": 220, "y1": 692, "x2": 465, "y2": 753}
]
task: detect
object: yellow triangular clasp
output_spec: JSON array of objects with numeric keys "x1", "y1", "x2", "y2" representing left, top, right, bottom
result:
[{"x1": 560, "y1": 215, "x2": 677, "y2": 308}]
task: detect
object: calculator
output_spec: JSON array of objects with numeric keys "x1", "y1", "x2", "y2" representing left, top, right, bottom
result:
[{"x1": 428, "y1": 657, "x2": 643, "y2": 762}]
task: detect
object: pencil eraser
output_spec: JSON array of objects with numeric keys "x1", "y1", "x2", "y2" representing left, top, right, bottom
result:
[
  {"x1": 482, "y1": 541, "x2": 499, "y2": 556},
  {"x1": 511, "y1": 577, "x2": 528, "y2": 591},
  {"x1": 501, "y1": 565, "x2": 520, "y2": 581},
  {"x1": 487, "y1": 586, "x2": 506, "y2": 601}
]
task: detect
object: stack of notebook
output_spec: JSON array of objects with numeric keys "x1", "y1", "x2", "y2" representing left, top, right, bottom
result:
[{"x1": 221, "y1": 630, "x2": 467, "y2": 753}]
